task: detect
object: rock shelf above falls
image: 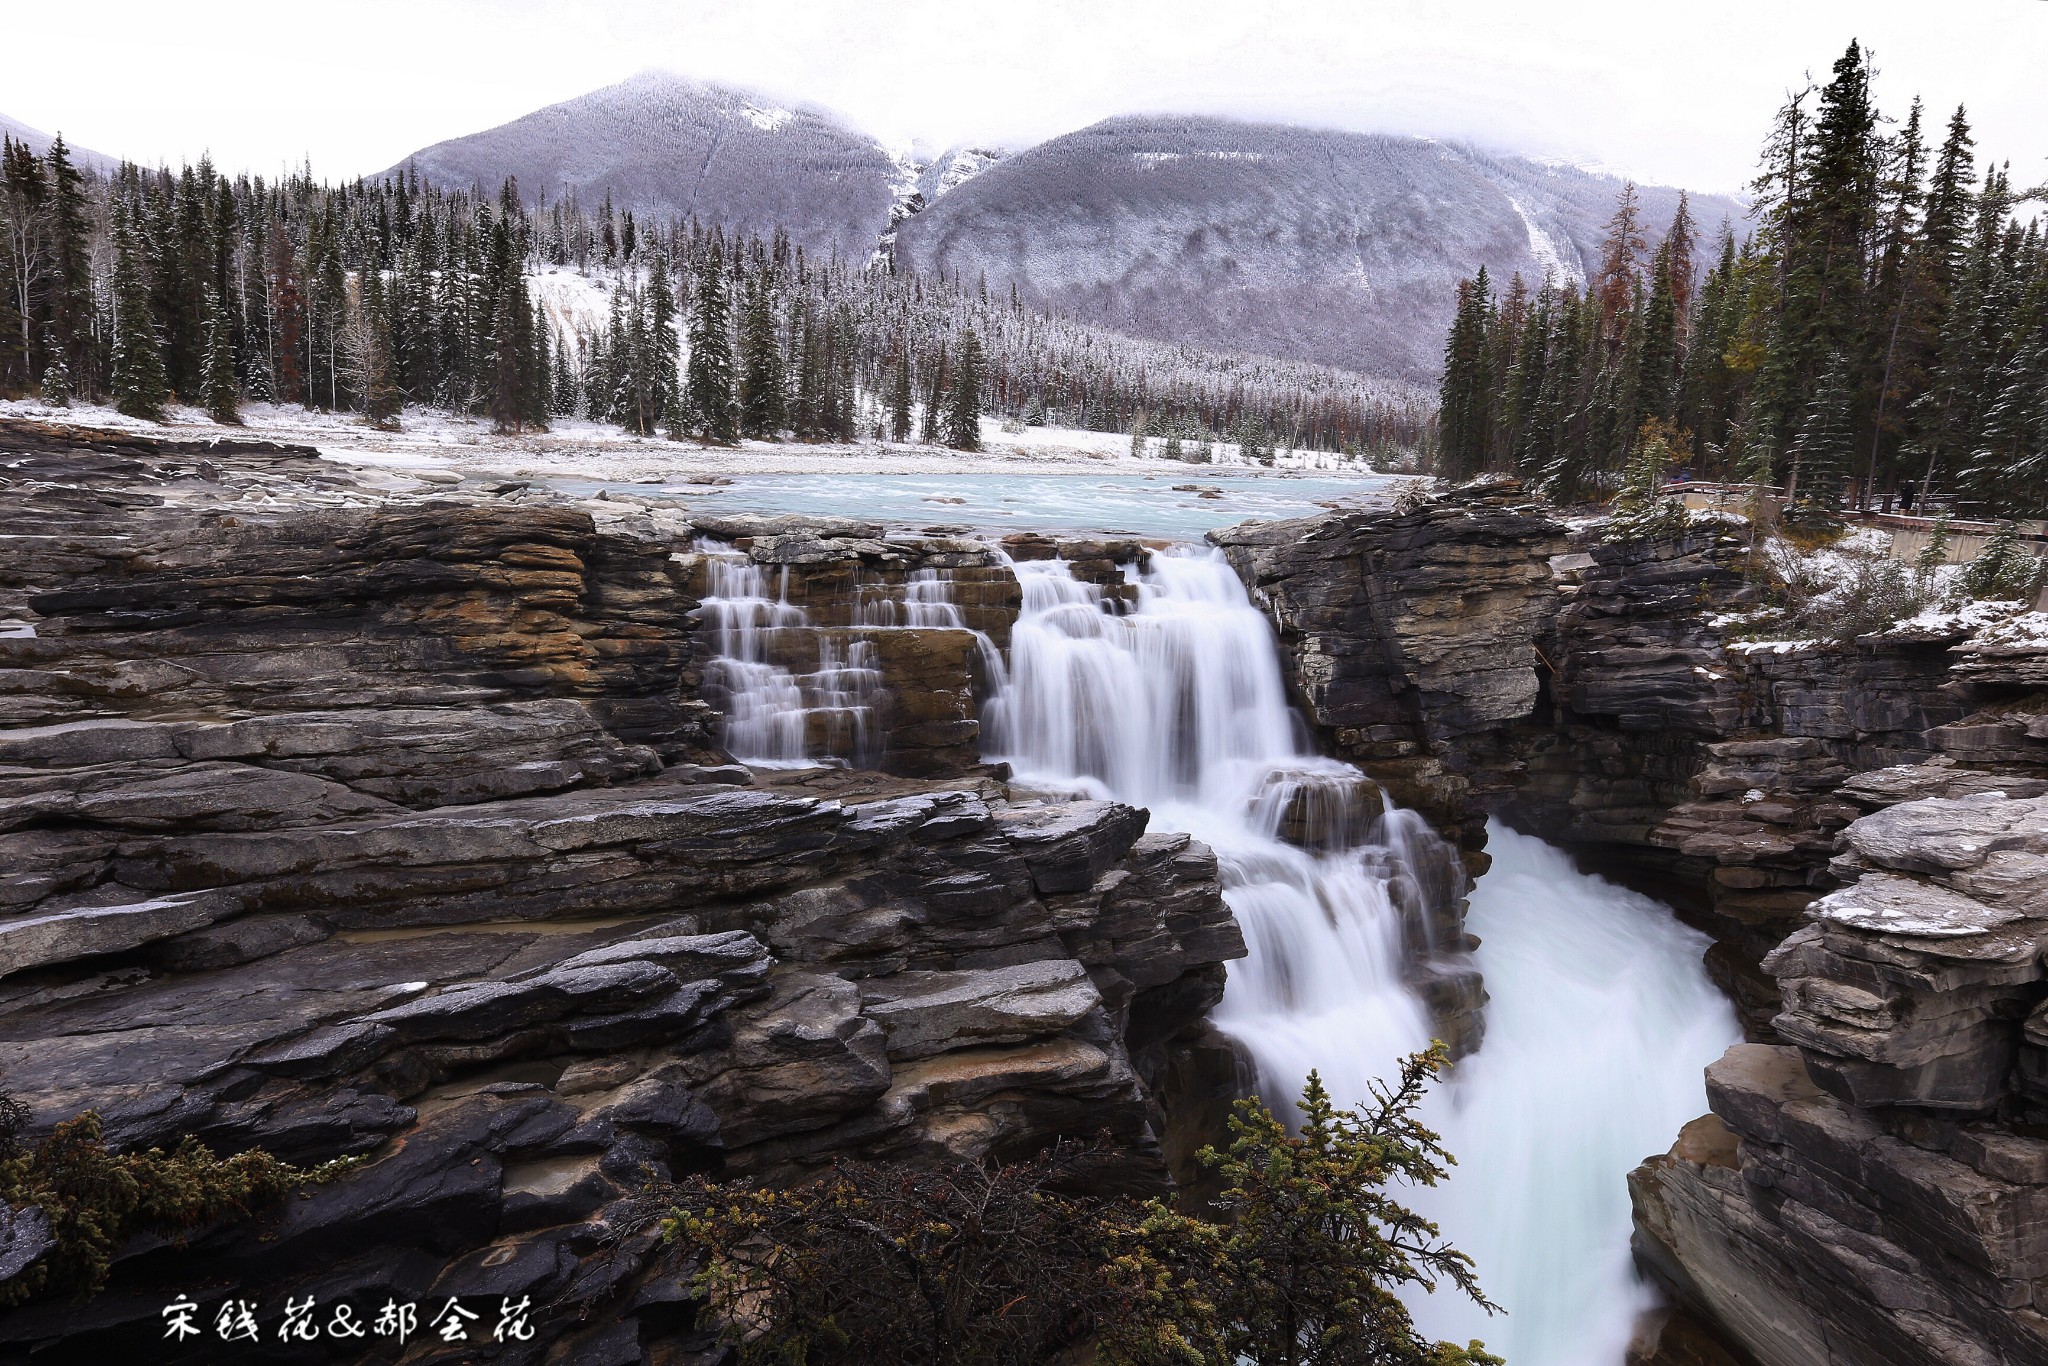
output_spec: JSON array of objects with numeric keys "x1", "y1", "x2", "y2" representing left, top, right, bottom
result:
[
  {"x1": 0, "y1": 422, "x2": 1249, "y2": 1359},
  {"x1": 3, "y1": 420, "x2": 2047, "y2": 1363}
]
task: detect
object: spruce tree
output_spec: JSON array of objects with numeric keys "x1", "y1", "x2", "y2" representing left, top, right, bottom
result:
[
  {"x1": 645, "y1": 256, "x2": 683, "y2": 439},
  {"x1": 44, "y1": 136, "x2": 92, "y2": 395},
  {"x1": 737, "y1": 271, "x2": 784, "y2": 438},
  {"x1": 200, "y1": 285, "x2": 240, "y2": 424},
  {"x1": 945, "y1": 327, "x2": 984, "y2": 450},
  {"x1": 109, "y1": 201, "x2": 169, "y2": 421},
  {"x1": 39, "y1": 350, "x2": 70, "y2": 407},
  {"x1": 888, "y1": 341, "x2": 913, "y2": 443},
  {"x1": 1438, "y1": 268, "x2": 1492, "y2": 479},
  {"x1": 1787, "y1": 353, "x2": 1856, "y2": 509},
  {"x1": 683, "y1": 245, "x2": 738, "y2": 444},
  {"x1": 920, "y1": 343, "x2": 945, "y2": 444}
]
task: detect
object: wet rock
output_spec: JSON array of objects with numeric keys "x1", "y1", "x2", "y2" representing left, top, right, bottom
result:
[
  {"x1": 1635, "y1": 795, "x2": 2048, "y2": 1364},
  {"x1": 859, "y1": 960, "x2": 1103, "y2": 1059}
]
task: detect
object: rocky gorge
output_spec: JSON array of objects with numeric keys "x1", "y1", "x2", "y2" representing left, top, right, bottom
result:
[
  {"x1": 2, "y1": 422, "x2": 2045, "y2": 1365},
  {"x1": 1216, "y1": 480, "x2": 2048, "y2": 1365}
]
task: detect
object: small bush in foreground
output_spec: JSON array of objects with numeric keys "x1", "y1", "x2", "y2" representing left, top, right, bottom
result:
[
  {"x1": 0, "y1": 1094, "x2": 350, "y2": 1306},
  {"x1": 655, "y1": 1046, "x2": 1499, "y2": 1366}
]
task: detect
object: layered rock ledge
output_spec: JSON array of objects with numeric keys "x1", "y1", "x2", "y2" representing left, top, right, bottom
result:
[
  {"x1": 1630, "y1": 791, "x2": 2048, "y2": 1366},
  {"x1": 0, "y1": 422, "x2": 1246, "y2": 1360}
]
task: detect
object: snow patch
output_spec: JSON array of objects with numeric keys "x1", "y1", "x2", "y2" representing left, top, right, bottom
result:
[
  {"x1": 1508, "y1": 196, "x2": 1581, "y2": 285},
  {"x1": 739, "y1": 104, "x2": 794, "y2": 133}
]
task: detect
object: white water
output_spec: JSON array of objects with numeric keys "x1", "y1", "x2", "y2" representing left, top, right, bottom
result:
[
  {"x1": 1408, "y1": 823, "x2": 1740, "y2": 1364},
  {"x1": 698, "y1": 552, "x2": 882, "y2": 767},
  {"x1": 980, "y1": 548, "x2": 1740, "y2": 1364}
]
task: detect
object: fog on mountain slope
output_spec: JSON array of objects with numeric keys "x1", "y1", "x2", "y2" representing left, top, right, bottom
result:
[
  {"x1": 383, "y1": 77, "x2": 1745, "y2": 384},
  {"x1": 894, "y1": 115, "x2": 1744, "y2": 383},
  {"x1": 383, "y1": 71, "x2": 900, "y2": 261}
]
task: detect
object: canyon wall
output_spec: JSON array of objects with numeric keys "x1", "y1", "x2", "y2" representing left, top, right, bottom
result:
[{"x1": 1219, "y1": 477, "x2": 2048, "y2": 1365}]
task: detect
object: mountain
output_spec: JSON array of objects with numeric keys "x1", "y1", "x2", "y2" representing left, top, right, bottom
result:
[
  {"x1": 390, "y1": 82, "x2": 1745, "y2": 384},
  {"x1": 383, "y1": 71, "x2": 900, "y2": 260},
  {"x1": 0, "y1": 113, "x2": 117, "y2": 173},
  {"x1": 891, "y1": 116, "x2": 1746, "y2": 383}
]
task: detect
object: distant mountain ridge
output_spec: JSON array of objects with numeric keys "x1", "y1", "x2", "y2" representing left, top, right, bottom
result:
[
  {"x1": 390, "y1": 76, "x2": 1746, "y2": 383},
  {"x1": 0, "y1": 113, "x2": 117, "y2": 174},
  {"x1": 385, "y1": 72, "x2": 901, "y2": 261},
  {"x1": 893, "y1": 116, "x2": 1744, "y2": 382}
]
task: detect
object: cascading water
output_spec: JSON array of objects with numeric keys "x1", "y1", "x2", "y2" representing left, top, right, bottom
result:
[
  {"x1": 1406, "y1": 822, "x2": 1739, "y2": 1364},
  {"x1": 701, "y1": 553, "x2": 981, "y2": 769},
  {"x1": 700, "y1": 553, "x2": 813, "y2": 766},
  {"x1": 857, "y1": 567, "x2": 970, "y2": 630},
  {"x1": 983, "y1": 547, "x2": 1740, "y2": 1364}
]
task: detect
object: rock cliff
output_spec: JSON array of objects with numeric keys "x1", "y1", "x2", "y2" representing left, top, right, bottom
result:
[
  {"x1": 1216, "y1": 478, "x2": 2048, "y2": 1363},
  {"x1": 1631, "y1": 792, "x2": 2048, "y2": 1366},
  {"x1": 0, "y1": 423, "x2": 1244, "y2": 1360}
]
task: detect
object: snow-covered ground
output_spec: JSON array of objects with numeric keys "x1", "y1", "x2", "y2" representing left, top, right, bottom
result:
[{"x1": 0, "y1": 397, "x2": 1388, "y2": 489}]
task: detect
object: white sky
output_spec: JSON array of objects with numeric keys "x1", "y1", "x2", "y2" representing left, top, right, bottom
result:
[{"x1": 11, "y1": 0, "x2": 2046, "y2": 194}]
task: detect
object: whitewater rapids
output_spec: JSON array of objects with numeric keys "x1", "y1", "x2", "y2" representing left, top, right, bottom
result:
[{"x1": 977, "y1": 547, "x2": 1740, "y2": 1365}]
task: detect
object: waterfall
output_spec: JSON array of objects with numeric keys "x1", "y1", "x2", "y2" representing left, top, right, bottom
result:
[
  {"x1": 701, "y1": 553, "x2": 979, "y2": 769},
  {"x1": 700, "y1": 553, "x2": 814, "y2": 767},
  {"x1": 1406, "y1": 823, "x2": 1740, "y2": 1365},
  {"x1": 983, "y1": 547, "x2": 1739, "y2": 1363}
]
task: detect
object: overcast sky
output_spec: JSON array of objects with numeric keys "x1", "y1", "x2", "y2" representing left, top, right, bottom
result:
[{"x1": 10, "y1": 0, "x2": 2045, "y2": 194}]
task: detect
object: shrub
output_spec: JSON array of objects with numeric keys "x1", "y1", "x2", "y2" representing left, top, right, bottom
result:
[
  {"x1": 0, "y1": 1096, "x2": 349, "y2": 1306},
  {"x1": 658, "y1": 1048, "x2": 1500, "y2": 1366},
  {"x1": 1959, "y1": 521, "x2": 2048, "y2": 601}
]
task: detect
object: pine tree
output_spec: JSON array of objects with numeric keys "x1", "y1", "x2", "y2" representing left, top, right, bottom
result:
[
  {"x1": 108, "y1": 200, "x2": 169, "y2": 421},
  {"x1": 683, "y1": 244, "x2": 738, "y2": 444},
  {"x1": 200, "y1": 285, "x2": 240, "y2": 424},
  {"x1": 945, "y1": 327, "x2": 984, "y2": 450}
]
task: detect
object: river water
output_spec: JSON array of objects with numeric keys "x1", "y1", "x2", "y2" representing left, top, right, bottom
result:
[{"x1": 702, "y1": 537, "x2": 1740, "y2": 1362}]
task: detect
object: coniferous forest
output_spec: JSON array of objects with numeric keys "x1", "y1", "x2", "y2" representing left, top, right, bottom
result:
[
  {"x1": 0, "y1": 146, "x2": 1428, "y2": 458},
  {"x1": 1438, "y1": 41, "x2": 2048, "y2": 518}
]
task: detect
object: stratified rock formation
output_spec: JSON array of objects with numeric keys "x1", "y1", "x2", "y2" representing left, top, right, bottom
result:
[
  {"x1": 1216, "y1": 477, "x2": 2048, "y2": 1363},
  {"x1": 1213, "y1": 479, "x2": 1568, "y2": 860},
  {"x1": 1220, "y1": 481, "x2": 2048, "y2": 1032},
  {"x1": 1631, "y1": 792, "x2": 2048, "y2": 1366},
  {"x1": 0, "y1": 423, "x2": 1243, "y2": 1360}
]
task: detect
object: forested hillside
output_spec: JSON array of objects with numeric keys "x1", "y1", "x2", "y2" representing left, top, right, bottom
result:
[
  {"x1": 0, "y1": 145, "x2": 1428, "y2": 456},
  {"x1": 1438, "y1": 40, "x2": 2047, "y2": 518},
  {"x1": 892, "y1": 114, "x2": 1742, "y2": 384}
]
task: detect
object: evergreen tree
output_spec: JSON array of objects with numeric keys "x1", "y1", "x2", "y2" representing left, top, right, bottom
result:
[
  {"x1": 736, "y1": 271, "x2": 784, "y2": 438},
  {"x1": 38, "y1": 349, "x2": 70, "y2": 407},
  {"x1": 1959, "y1": 520, "x2": 2047, "y2": 600},
  {"x1": 888, "y1": 340, "x2": 913, "y2": 443},
  {"x1": 1787, "y1": 352, "x2": 1856, "y2": 509},
  {"x1": 108, "y1": 200, "x2": 169, "y2": 421},
  {"x1": 200, "y1": 285, "x2": 240, "y2": 424},
  {"x1": 920, "y1": 342, "x2": 946, "y2": 444},
  {"x1": 683, "y1": 244, "x2": 738, "y2": 444},
  {"x1": 1438, "y1": 268, "x2": 1492, "y2": 479},
  {"x1": 945, "y1": 327, "x2": 985, "y2": 450},
  {"x1": 645, "y1": 255, "x2": 684, "y2": 439},
  {"x1": 44, "y1": 136, "x2": 92, "y2": 395}
]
